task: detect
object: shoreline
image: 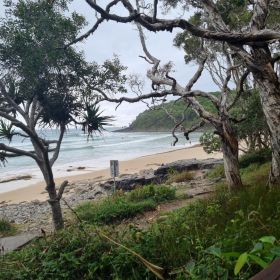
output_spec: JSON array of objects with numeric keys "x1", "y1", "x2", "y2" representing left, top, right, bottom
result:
[{"x1": 0, "y1": 145, "x2": 222, "y2": 204}]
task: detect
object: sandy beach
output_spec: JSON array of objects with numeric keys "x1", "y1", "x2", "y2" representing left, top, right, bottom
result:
[{"x1": 0, "y1": 145, "x2": 222, "y2": 204}]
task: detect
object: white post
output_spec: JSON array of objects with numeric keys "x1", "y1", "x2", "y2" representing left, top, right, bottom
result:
[{"x1": 110, "y1": 160, "x2": 119, "y2": 193}]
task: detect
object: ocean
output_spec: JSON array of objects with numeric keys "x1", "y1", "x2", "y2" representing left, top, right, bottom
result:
[{"x1": 0, "y1": 128, "x2": 202, "y2": 193}]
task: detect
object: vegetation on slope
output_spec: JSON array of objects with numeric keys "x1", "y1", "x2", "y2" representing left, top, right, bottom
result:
[
  {"x1": 0, "y1": 151, "x2": 279, "y2": 279},
  {"x1": 0, "y1": 219, "x2": 15, "y2": 237},
  {"x1": 76, "y1": 185, "x2": 175, "y2": 225},
  {"x1": 124, "y1": 97, "x2": 217, "y2": 132}
]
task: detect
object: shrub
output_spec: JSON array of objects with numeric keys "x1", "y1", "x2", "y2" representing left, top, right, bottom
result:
[
  {"x1": 0, "y1": 219, "x2": 14, "y2": 237},
  {"x1": 127, "y1": 184, "x2": 175, "y2": 202},
  {"x1": 239, "y1": 148, "x2": 271, "y2": 168},
  {"x1": 166, "y1": 170, "x2": 195, "y2": 184},
  {"x1": 76, "y1": 196, "x2": 156, "y2": 225},
  {"x1": 207, "y1": 164, "x2": 225, "y2": 179},
  {"x1": 241, "y1": 162, "x2": 270, "y2": 185},
  {"x1": 76, "y1": 185, "x2": 175, "y2": 225}
]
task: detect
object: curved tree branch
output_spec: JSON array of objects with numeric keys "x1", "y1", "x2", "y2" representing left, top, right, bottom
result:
[
  {"x1": 0, "y1": 143, "x2": 40, "y2": 162},
  {"x1": 83, "y1": 0, "x2": 280, "y2": 45}
]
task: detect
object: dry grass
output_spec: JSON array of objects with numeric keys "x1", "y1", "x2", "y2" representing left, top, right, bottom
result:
[{"x1": 166, "y1": 170, "x2": 195, "y2": 184}]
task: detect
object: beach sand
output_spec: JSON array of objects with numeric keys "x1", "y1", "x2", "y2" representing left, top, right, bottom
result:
[{"x1": 0, "y1": 145, "x2": 222, "y2": 204}]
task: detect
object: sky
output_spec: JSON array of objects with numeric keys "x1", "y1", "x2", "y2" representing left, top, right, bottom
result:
[{"x1": 0, "y1": 0, "x2": 217, "y2": 126}]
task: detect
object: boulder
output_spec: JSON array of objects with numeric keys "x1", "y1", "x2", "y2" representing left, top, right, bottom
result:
[
  {"x1": 100, "y1": 172, "x2": 159, "y2": 191},
  {"x1": 154, "y1": 158, "x2": 223, "y2": 177}
]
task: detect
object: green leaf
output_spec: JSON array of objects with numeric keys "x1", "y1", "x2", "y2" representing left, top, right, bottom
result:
[
  {"x1": 270, "y1": 247, "x2": 280, "y2": 256},
  {"x1": 234, "y1": 252, "x2": 248, "y2": 275},
  {"x1": 205, "y1": 245, "x2": 222, "y2": 258},
  {"x1": 259, "y1": 236, "x2": 276, "y2": 245},
  {"x1": 250, "y1": 242, "x2": 263, "y2": 254},
  {"x1": 222, "y1": 252, "x2": 241, "y2": 258},
  {"x1": 248, "y1": 254, "x2": 268, "y2": 268}
]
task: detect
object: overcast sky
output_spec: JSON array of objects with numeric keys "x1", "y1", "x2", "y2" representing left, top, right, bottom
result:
[{"x1": 0, "y1": 0, "x2": 217, "y2": 126}]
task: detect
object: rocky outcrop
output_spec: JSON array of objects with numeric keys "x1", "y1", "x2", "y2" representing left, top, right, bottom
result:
[
  {"x1": 154, "y1": 158, "x2": 223, "y2": 177},
  {"x1": 101, "y1": 158, "x2": 223, "y2": 191},
  {"x1": 100, "y1": 169, "x2": 160, "y2": 191}
]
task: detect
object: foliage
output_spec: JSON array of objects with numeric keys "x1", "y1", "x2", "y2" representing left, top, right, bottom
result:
[
  {"x1": 0, "y1": 219, "x2": 15, "y2": 237},
  {"x1": 207, "y1": 164, "x2": 225, "y2": 179},
  {"x1": 232, "y1": 90, "x2": 270, "y2": 151},
  {"x1": 200, "y1": 131, "x2": 221, "y2": 154},
  {"x1": 239, "y1": 148, "x2": 272, "y2": 169},
  {"x1": 76, "y1": 185, "x2": 175, "y2": 225},
  {"x1": 127, "y1": 184, "x2": 176, "y2": 203},
  {"x1": 0, "y1": 120, "x2": 14, "y2": 142},
  {"x1": 76, "y1": 196, "x2": 156, "y2": 225},
  {"x1": 126, "y1": 98, "x2": 215, "y2": 132},
  {"x1": 2, "y1": 162, "x2": 280, "y2": 279},
  {"x1": 231, "y1": 236, "x2": 280, "y2": 275},
  {"x1": 82, "y1": 104, "x2": 113, "y2": 137},
  {"x1": 166, "y1": 170, "x2": 195, "y2": 184}
]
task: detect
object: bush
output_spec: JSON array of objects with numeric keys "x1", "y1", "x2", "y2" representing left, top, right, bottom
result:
[
  {"x1": 76, "y1": 196, "x2": 156, "y2": 225},
  {"x1": 76, "y1": 185, "x2": 175, "y2": 225},
  {"x1": 239, "y1": 148, "x2": 271, "y2": 168},
  {"x1": 207, "y1": 164, "x2": 225, "y2": 179},
  {"x1": 0, "y1": 219, "x2": 14, "y2": 237},
  {"x1": 166, "y1": 170, "x2": 195, "y2": 184},
  {"x1": 127, "y1": 184, "x2": 176, "y2": 202}
]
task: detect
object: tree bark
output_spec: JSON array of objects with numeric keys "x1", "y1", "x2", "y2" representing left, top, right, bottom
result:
[
  {"x1": 251, "y1": 47, "x2": 280, "y2": 186},
  {"x1": 220, "y1": 123, "x2": 243, "y2": 190},
  {"x1": 48, "y1": 191, "x2": 64, "y2": 231},
  {"x1": 40, "y1": 159, "x2": 64, "y2": 231}
]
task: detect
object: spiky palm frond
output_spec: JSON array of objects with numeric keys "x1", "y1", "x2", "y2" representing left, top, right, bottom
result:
[
  {"x1": 82, "y1": 104, "x2": 113, "y2": 138},
  {"x1": 0, "y1": 120, "x2": 15, "y2": 143}
]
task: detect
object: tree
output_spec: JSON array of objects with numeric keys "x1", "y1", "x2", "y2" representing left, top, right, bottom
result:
[
  {"x1": 232, "y1": 90, "x2": 270, "y2": 152},
  {"x1": 0, "y1": 0, "x2": 126, "y2": 230},
  {"x1": 76, "y1": 0, "x2": 280, "y2": 186},
  {"x1": 93, "y1": 21, "x2": 245, "y2": 189}
]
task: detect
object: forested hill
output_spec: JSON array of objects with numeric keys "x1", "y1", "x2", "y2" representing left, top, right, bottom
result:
[{"x1": 121, "y1": 96, "x2": 217, "y2": 132}]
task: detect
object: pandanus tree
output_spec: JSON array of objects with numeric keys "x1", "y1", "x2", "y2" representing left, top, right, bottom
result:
[
  {"x1": 75, "y1": 0, "x2": 280, "y2": 186},
  {"x1": 0, "y1": 0, "x2": 126, "y2": 230}
]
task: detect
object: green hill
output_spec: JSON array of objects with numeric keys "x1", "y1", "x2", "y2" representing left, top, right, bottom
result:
[{"x1": 123, "y1": 96, "x2": 217, "y2": 132}]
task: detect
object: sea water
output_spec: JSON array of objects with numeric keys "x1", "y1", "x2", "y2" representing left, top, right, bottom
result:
[{"x1": 0, "y1": 128, "x2": 202, "y2": 193}]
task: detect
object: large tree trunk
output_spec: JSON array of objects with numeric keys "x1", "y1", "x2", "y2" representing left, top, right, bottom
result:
[
  {"x1": 251, "y1": 47, "x2": 280, "y2": 186},
  {"x1": 220, "y1": 123, "x2": 243, "y2": 190}
]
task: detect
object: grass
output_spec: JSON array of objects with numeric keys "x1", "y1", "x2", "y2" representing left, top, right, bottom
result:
[
  {"x1": 76, "y1": 196, "x2": 156, "y2": 225},
  {"x1": 0, "y1": 155, "x2": 277, "y2": 279},
  {"x1": 239, "y1": 148, "x2": 271, "y2": 168},
  {"x1": 127, "y1": 184, "x2": 176, "y2": 202},
  {"x1": 0, "y1": 219, "x2": 15, "y2": 237},
  {"x1": 76, "y1": 185, "x2": 175, "y2": 225},
  {"x1": 166, "y1": 170, "x2": 195, "y2": 184},
  {"x1": 207, "y1": 164, "x2": 225, "y2": 179}
]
